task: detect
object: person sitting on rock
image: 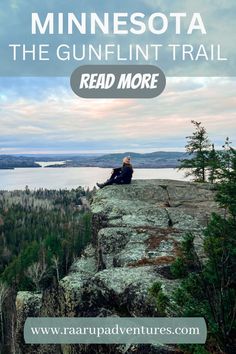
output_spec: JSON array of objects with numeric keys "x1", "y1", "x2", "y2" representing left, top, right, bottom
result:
[{"x1": 96, "y1": 156, "x2": 133, "y2": 188}]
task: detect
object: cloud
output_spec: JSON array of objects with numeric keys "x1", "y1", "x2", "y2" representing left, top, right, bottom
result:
[
  {"x1": 0, "y1": 0, "x2": 235, "y2": 76},
  {"x1": 0, "y1": 76, "x2": 235, "y2": 153}
]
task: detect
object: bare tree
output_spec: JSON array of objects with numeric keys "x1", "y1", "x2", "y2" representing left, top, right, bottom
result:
[
  {"x1": 11, "y1": 313, "x2": 16, "y2": 354},
  {"x1": 52, "y1": 255, "x2": 60, "y2": 283},
  {"x1": 0, "y1": 281, "x2": 10, "y2": 344},
  {"x1": 26, "y1": 262, "x2": 47, "y2": 291}
]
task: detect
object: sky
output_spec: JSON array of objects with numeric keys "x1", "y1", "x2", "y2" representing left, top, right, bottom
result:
[
  {"x1": 0, "y1": 0, "x2": 235, "y2": 76},
  {"x1": 0, "y1": 76, "x2": 235, "y2": 154},
  {"x1": 0, "y1": 1, "x2": 235, "y2": 154}
]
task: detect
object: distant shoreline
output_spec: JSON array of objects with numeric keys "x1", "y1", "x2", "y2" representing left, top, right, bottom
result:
[
  {"x1": 0, "y1": 151, "x2": 185, "y2": 170},
  {"x1": 44, "y1": 164, "x2": 180, "y2": 169},
  {"x1": 0, "y1": 164, "x2": 180, "y2": 170}
]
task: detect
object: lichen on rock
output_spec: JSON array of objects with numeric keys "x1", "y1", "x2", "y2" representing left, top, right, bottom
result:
[{"x1": 15, "y1": 179, "x2": 219, "y2": 354}]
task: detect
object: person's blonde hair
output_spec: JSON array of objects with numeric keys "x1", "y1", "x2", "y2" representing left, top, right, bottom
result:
[{"x1": 123, "y1": 156, "x2": 131, "y2": 164}]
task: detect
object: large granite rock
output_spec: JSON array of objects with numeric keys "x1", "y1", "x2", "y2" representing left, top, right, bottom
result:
[
  {"x1": 92, "y1": 179, "x2": 218, "y2": 270},
  {"x1": 15, "y1": 180, "x2": 219, "y2": 354},
  {"x1": 15, "y1": 292, "x2": 44, "y2": 354}
]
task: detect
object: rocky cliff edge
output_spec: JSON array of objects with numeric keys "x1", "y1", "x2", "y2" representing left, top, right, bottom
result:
[{"x1": 15, "y1": 179, "x2": 219, "y2": 354}]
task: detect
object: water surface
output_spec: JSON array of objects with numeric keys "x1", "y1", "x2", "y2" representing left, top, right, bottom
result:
[{"x1": 0, "y1": 167, "x2": 190, "y2": 190}]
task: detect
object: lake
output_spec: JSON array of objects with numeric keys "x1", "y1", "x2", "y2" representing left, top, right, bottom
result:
[{"x1": 0, "y1": 167, "x2": 191, "y2": 190}]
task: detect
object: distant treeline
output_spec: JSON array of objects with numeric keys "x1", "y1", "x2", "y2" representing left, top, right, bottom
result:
[
  {"x1": 0, "y1": 187, "x2": 93, "y2": 291},
  {"x1": 0, "y1": 151, "x2": 187, "y2": 169},
  {"x1": 0, "y1": 187, "x2": 94, "y2": 353}
]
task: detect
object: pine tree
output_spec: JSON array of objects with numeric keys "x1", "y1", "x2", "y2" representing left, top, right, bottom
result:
[
  {"x1": 179, "y1": 120, "x2": 211, "y2": 182},
  {"x1": 171, "y1": 143, "x2": 236, "y2": 353},
  {"x1": 216, "y1": 138, "x2": 236, "y2": 218},
  {"x1": 208, "y1": 144, "x2": 220, "y2": 184}
]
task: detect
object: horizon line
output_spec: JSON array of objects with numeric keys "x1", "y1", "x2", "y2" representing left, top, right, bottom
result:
[{"x1": 0, "y1": 148, "x2": 186, "y2": 156}]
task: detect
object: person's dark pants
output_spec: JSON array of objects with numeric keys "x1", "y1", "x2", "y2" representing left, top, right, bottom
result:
[
  {"x1": 110, "y1": 169, "x2": 121, "y2": 179},
  {"x1": 103, "y1": 170, "x2": 122, "y2": 186},
  {"x1": 103, "y1": 178, "x2": 124, "y2": 186}
]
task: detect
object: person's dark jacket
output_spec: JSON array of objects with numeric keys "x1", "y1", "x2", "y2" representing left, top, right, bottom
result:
[{"x1": 114, "y1": 164, "x2": 133, "y2": 184}]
